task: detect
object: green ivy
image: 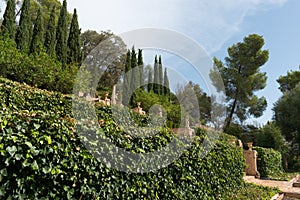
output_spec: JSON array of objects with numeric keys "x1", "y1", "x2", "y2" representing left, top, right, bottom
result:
[
  {"x1": 253, "y1": 146, "x2": 283, "y2": 178},
  {"x1": 0, "y1": 77, "x2": 246, "y2": 199}
]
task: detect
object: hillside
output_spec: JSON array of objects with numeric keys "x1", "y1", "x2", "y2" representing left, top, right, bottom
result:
[{"x1": 0, "y1": 77, "x2": 263, "y2": 199}]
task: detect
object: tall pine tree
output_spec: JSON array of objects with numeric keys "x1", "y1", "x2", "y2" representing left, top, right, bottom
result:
[
  {"x1": 16, "y1": 0, "x2": 32, "y2": 53},
  {"x1": 158, "y1": 55, "x2": 163, "y2": 95},
  {"x1": 44, "y1": 6, "x2": 56, "y2": 57},
  {"x1": 211, "y1": 34, "x2": 268, "y2": 129},
  {"x1": 30, "y1": 8, "x2": 44, "y2": 55},
  {"x1": 122, "y1": 50, "x2": 131, "y2": 105},
  {"x1": 67, "y1": 8, "x2": 81, "y2": 65},
  {"x1": 137, "y1": 49, "x2": 144, "y2": 89},
  {"x1": 56, "y1": 0, "x2": 68, "y2": 67},
  {"x1": 1, "y1": 0, "x2": 16, "y2": 39}
]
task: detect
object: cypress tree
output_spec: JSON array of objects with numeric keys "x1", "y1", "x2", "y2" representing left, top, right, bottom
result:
[
  {"x1": 16, "y1": 0, "x2": 31, "y2": 53},
  {"x1": 56, "y1": 0, "x2": 68, "y2": 67},
  {"x1": 164, "y1": 68, "x2": 170, "y2": 97},
  {"x1": 130, "y1": 47, "x2": 139, "y2": 91},
  {"x1": 137, "y1": 49, "x2": 144, "y2": 89},
  {"x1": 148, "y1": 67, "x2": 153, "y2": 92},
  {"x1": 30, "y1": 8, "x2": 44, "y2": 55},
  {"x1": 67, "y1": 8, "x2": 81, "y2": 65},
  {"x1": 44, "y1": 6, "x2": 56, "y2": 57},
  {"x1": 153, "y1": 55, "x2": 159, "y2": 94},
  {"x1": 158, "y1": 55, "x2": 163, "y2": 95},
  {"x1": 122, "y1": 50, "x2": 131, "y2": 105},
  {"x1": 1, "y1": 0, "x2": 16, "y2": 39}
]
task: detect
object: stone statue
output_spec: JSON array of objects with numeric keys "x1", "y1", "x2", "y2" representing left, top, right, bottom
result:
[
  {"x1": 185, "y1": 115, "x2": 190, "y2": 128},
  {"x1": 111, "y1": 85, "x2": 117, "y2": 105},
  {"x1": 133, "y1": 102, "x2": 146, "y2": 115}
]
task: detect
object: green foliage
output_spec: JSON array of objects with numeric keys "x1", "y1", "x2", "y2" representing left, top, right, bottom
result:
[
  {"x1": 256, "y1": 123, "x2": 286, "y2": 153},
  {"x1": 147, "y1": 67, "x2": 153, "y2": 92},
  {"x1": 253, "y1": 147, "x2": 283, "y2": 178},
  {"x1": 277, "y1": 69, "x2": 300, "y2": 93},
  {"x1": 122, "y1": 50, "x2": 131, "y2": 105},
  {"x1": 211, "y1": 34, "x2": 269, "y2": 129},
  {"x1": 132, "y1": 89, "x2": 181, "y2": 128},
  {"x1": 130, "y1": 47, "x2": 139, "y2": 97},
  {"x1": 16, "y1": 0, "x2": 32, "y2": 53},
  {"x1": 94, "y1": 34, "x2": 126, "y2": 90},
  {"x1": 0, "y1": 36, "x2": 77, "y2": 93},
  {"x1": 224, "y1": 123, "x2": 244, "y2": 139},
  {"x1": 67, "y1": 8, "x2": 81, "y2": 65},
  {"x1": 1, "y1": 0, "x2": 16, "y2": 39},
  {"x1": 153, "y1": 55, "x2": 159, "y2": 94},
  {"x1": 28, "y1": 0, "x2": 72, "y2": 32},
  {"x1": 44, "y1": 6, "x2": 56, "y2": 57},
  {"x1": 274, "y1": 83, "x2": 300, "y2": 143},
  {"x1": 0, "y1": 78, "x2": 246, "y2": 199},
  {"x1": 274, "y1": 83, "x2": 300, "y2": 170},
  {"x1": 225, "y1": 183, "x2": 280, "y2": 200},
  {"x1": 80, "y1": 30, "x2": 113, "y2": 60},
  {"x1": 30, "y1": 8, "x2": 44, "y2": 55},
  {"x1": 193, "y1": 82, "x2": 211, "y2": 124},
  {"x1": 138, "y1": 49, "x2": 144, "y2": 88},
  {"x1": 132, "y1": 89, "x2": 161, "y2": 112},
  {"x1": 56, "y1": 0, "x2": 68, "y2": 67},
  {"x1": 0, "y1": 78, "x2": 72, "y2": 114},
  {"x1": 158, "y1": 55, "x2": 163, "y2": 95},
  {"x1": 163, "y1": 68, "x2": 170, "y2": 96},
  {"x1": 54, "y1": 64, "x2": 78, "y2": 94},
  {"x1": 0, "y1": 35, "x2": 22, "y2": 77}
]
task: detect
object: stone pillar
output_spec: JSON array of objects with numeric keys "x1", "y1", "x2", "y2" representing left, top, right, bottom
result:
[
  {"x1": 158, "y1": 106, "x2": 163, "y2": 117},
  {"x1": 185, "y1": 115, "x2": 190, "y2": 128},
  {"x1": 243, "y1": 142, "x2": 259, "y2": 177},
  {"x1": 104, "y1": 92, "x2": 111, "y2": 106},
  {"x1": 111, "y1": 85, "x2": 117, "y2": 105}
]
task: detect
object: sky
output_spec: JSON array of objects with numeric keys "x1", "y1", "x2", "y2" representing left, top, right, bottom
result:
[{"x1": 1, "y1": 0, "x2": 299, "y2": 125}]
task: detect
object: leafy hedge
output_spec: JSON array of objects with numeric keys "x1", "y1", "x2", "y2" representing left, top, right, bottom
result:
[
  {"x1": 0, "y1": 78, "x2": 72, "y2": 116},
  {"x1": 253, "y1": 147, "x2": 283, "y2": 178},
  {"x1": 0, "y1": 78, "x2": 246, "y2": 199}
]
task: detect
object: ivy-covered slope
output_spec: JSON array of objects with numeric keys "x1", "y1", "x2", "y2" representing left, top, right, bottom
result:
[{"x1": 0, "y1": 78, "x2": 245, "y2": 199}]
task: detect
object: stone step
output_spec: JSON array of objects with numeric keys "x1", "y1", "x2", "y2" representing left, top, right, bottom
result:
[
  {"x1": 292, "y1": 182, "x2": 300, "y2": 187},
  {"x1": 284, "y1": 192, "x2": 300, "y2": 199}
]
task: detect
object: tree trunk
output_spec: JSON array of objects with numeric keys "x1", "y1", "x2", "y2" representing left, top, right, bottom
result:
[{"x1": 224, "y1": 98, "x2": 237, "y2": 130}]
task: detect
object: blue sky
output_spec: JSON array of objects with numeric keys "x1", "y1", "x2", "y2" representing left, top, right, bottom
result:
[
  {"x1": 213, "y1": 0, "x2": 300, "y2": 125},
  {"x1": 1, "y1": 0, "x2": 299, "y2": 125},
  {"x1": 66, "y1": 0, "x2": 298, "y2": 125}
]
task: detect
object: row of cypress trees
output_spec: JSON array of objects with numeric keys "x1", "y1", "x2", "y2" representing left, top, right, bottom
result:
[
  {"x1": 122, "y1": 47, "x2": 170, "y2": 105},
  {"x1": 151, "y1": 55, "x2": 169, "y2": 96},
  {"x1": 1, "y1": 0, "x2": 81, "y2": 67}
]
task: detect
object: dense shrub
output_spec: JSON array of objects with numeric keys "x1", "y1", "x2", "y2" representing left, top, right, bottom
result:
[
  {"x1": 0, "y1": 78, "x2": 246, "y2": 199},
  {"x1": 256, "y1": 123, "x2": 286, "y2": 153},
  {"x1": 253, "y1": 146, "x2": 283, "y2": 178},
  {"x1": 0, "y1": 36, "x2": 77, "y2": 94},
  {"x1": 225, "y1": 182, "x2": 280, "y2": 200}
]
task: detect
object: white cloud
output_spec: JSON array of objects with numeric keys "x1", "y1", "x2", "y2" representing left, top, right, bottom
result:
[
  {"x1": 67, "y1": 0, "x2": 288, "y2": 53},
  {"x1": 173, "y1": 0, "x2": 288, "y2": 53}
]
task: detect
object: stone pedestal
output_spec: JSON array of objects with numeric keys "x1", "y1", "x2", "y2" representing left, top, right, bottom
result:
[{"x1": 243, "y1": 149, "x2": 258, "y2": 176}]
